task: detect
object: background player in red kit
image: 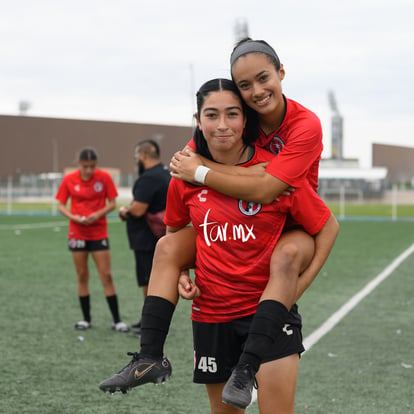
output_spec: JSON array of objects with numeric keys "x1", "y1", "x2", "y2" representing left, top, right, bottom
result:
[
  {"x1": 170, "y1": 38, "x2": 330, "y2": 407},
  {"x1": 56, "y1": 147, "x2": 129, "y2": 332},
  {"x1": 99, "y1": 79, "x2": 339, "y2": 414}
]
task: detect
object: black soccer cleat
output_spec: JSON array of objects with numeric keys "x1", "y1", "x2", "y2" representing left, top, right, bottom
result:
[
  {"x1": 98, "y1": 352, "x2": 172, "y2": 394},
  {"x1": 221, "y1": 363, "x2": 257, "y2": 409}
]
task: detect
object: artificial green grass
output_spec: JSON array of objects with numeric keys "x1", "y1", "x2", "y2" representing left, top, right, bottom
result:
[
  {"x1": 328, "y1": 203, "x2": 414, "y2": 218},
  {"x1": 296, "y1": 223, "x2": 414, "y2": 413},
  {"x1": 1, "y1": 218, "x2": 413, "y2": 413}
]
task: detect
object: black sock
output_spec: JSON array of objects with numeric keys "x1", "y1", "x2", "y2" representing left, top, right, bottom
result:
[
  {"x1": 106, "y1": 294, "x2": 121, "y2": 324},
  {"x1": 239, "y1": 300, "x2": 290, "y2": 373},
  {"x1": 140, "y1": 295, "x2": 175, "y2": 358},
  {"x1": 79, "y1": 295, "x2": 91, "y2": 323}
]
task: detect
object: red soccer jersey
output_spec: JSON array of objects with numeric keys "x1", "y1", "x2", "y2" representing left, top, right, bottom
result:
[
  {"x1": 165, "y1": 147, "x2": 331, "y2": 323},
  {"x1": 55, "y1": 169, "x2": 118, "y2": 240},
  {"x1": 258, "y1": 96, "x2": 322, "y2": 191},
  {"x1": 187, "y1": 96, "x2": 322, "y2": 191}
]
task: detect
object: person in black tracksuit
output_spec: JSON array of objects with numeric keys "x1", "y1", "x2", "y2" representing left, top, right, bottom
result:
[{"x1": 118, "y1": 140, "x2": 171, "y2": 334}]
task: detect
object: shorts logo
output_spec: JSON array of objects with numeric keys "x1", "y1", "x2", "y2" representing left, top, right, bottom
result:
[
  {"x1": 94, "y1": 182, "x2": 103, "y2": 192},
  {"x1": 268, "y1": 136, "x2": 285, "y2": 155},
  {"x1": 282, "y1": 324, "x2": 293, "y2": 336},
  {"x1": 238, "y1": 200, "x2": 262, "y2": 216},
  {"x1": 68, "y1": 239, "x2": 86, "y2": 249}
]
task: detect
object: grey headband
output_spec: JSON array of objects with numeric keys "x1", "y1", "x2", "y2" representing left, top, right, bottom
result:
[{"x1": 230, "y1": 40, "x2": 280, "y2": 66}]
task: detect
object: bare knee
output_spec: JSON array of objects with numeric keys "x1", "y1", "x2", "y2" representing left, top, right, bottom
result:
[
  {"x1": 76, "y1": 269, "x2": 89, "y2": 284},
  {"x1": 275, "y1": 243, "x2": 301, "y2": 265},
  {"x1": 100, "y1": 270, "x2": 113, "y2": 285},
  {"x1": 154, "y1": 229, "x2": 196, "y2": 269},
  {"x1": 271, "y1": 231, "x2": 315, "y2": 274},
  {"x1": 271, "y1": 243, "x2": 302, "y2": 276},
  {"x1": 99, "y1": 272, "x2": 116, "y2": 296},
  {"x1": 153, "y1": 235, "x2": 176, "y2": 262}
]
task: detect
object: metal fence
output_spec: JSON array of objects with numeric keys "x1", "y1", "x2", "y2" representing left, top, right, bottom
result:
[{"x1": 1, "y1": 175, "x2": 414, "y2": 220}]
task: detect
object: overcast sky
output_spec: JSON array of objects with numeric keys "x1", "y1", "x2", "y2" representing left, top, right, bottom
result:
[{"x1": 1, "y1": 0, "x2": 413, "y2": 167}]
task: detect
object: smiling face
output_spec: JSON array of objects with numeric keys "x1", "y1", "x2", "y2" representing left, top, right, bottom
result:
[
  {"x1": 197, "y1": 89, "x2": 246, "y2": 164},
  {"x1": 231, "y1": 53, "x2": 285, "y2": 127}
]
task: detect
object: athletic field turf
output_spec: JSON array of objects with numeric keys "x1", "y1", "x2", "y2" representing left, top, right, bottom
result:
[{"x1": 1, "y1": 215, "x2": 413, "y2": 413}]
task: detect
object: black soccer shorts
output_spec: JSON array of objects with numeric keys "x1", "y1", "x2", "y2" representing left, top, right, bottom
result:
[
  {"x1": 68, "y1": 238, "x2": 110, "y2": 252},
  {"x1": 192, "y1": 314, "x2": 304, "y2": 384}
]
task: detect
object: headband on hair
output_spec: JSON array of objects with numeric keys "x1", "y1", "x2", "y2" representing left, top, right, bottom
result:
[{"x1": 230, "y1": 40, "x2": 280, "y2": 66}]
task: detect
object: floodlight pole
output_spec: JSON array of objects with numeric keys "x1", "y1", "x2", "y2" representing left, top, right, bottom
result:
[
  {"x1": 391, "y1": 184, "x2": 397, "y2": 221},
  {"x1": 234, "y1": 18, "x2": 249, "y2": 42},
  {"x1": 327, "y1": 90, "x2": 343, "y2": 160},
  {"x1": 52, "y1": 140, "x2": 59, "y2": 215},
  {"x1": 189, "y1": 63, "x2": 196, "y2": 129},
  {"x1": 7, "y1": 175, "x2": 12, "y2": 215}
]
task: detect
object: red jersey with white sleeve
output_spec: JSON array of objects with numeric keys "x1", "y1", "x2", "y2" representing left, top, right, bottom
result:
[
  {"x1": 55, "y1": 169, "x2": 118, "y2": 240},
  {"x1": 165, "y1": 146, "x2": 331, "y2": 323}
]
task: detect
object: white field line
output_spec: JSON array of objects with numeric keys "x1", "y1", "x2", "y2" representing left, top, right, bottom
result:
[
  {"x1": 302, "y1": 243, "x2": 414, "y2": 352},
  {"x1": 250, "y1": 243, "x2": 414, "y2": 406},
  {"x1": 0, "y1": 217, "x2": 119, "y2": 231},
  {"x1": 0, "y1": 221, "x2": 67, "y2": 230}
]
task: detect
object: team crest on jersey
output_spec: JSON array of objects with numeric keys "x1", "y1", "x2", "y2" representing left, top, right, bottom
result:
[
  {"x1": 94, "y1": 182, "x2": 103, "y2": 192},
  {"x1": 74, "y1": 184, "x2": 80, "y2": 192},
  {"x1": 238, "y1": 200, "x2": 262, "y2": 216},
  {"x1": 268, "y1": 135, "x2": 285, "y2": 155}
]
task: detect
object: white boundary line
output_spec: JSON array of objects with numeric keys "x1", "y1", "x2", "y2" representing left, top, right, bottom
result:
[
  {"x1": 250, "y1": 243, "x2": 414, "y2": 406},
  {"x1": 303, "y1": 243, "x2": 414, "y2": 352},
  {"x1": 0, "y1": 221, "x2": 67, "y2": 230},
  {"x1": 0, "y1": 217, "x2": 119, "y2": 231}
]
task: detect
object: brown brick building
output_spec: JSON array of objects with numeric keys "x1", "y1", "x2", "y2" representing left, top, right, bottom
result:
[
  {"x1": 2, "y1": 115, "x2": 413, "y2": 189},
  {"x1": 373, "y1": 143, "x2": 414, "y2": 186},
  {"x1": 0, "y1": 114, "x2": 193, "y2": 181}
]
